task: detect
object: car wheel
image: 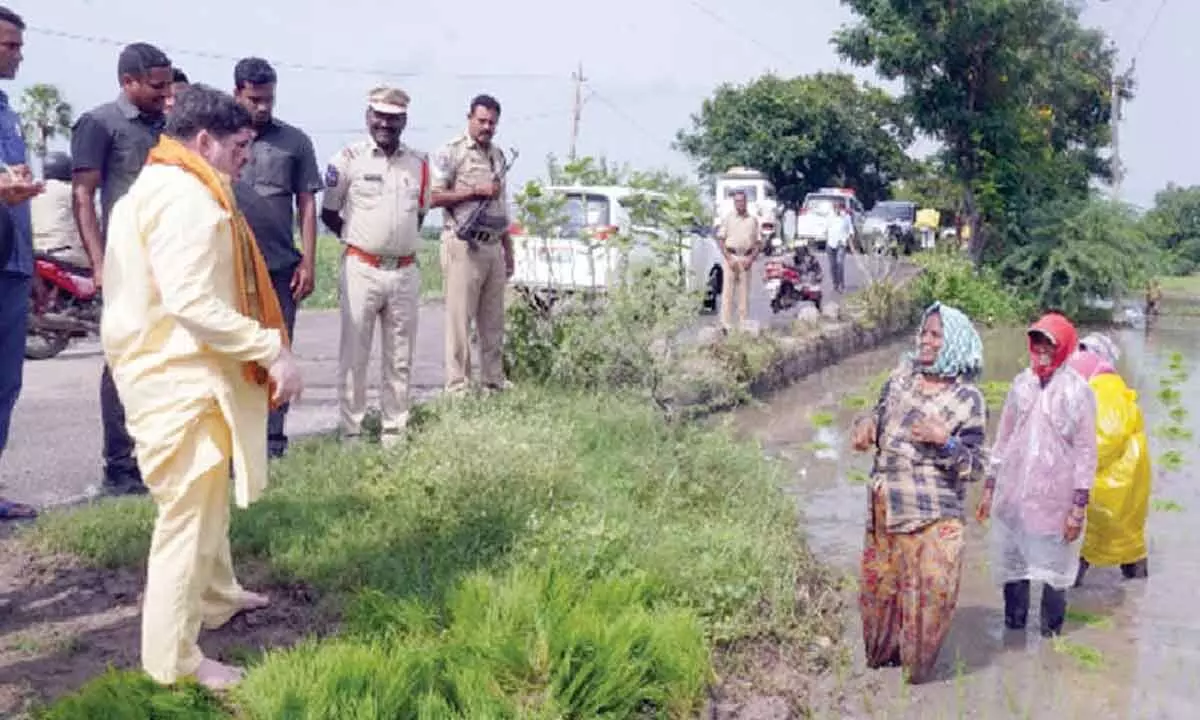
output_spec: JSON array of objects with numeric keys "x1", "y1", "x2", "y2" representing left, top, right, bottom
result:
[{"x1": 702, "y1": 266, "x2": 722, "y2": 314}]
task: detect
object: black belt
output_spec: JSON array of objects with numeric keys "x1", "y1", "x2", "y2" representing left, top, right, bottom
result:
[{"x1": 463, "y1": 230, "x2": 500, "y2": 244}]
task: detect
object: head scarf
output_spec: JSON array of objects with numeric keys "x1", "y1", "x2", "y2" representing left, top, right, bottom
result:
[
  {"x1": 913, "y1": 302, "x2": 984, "y2": 379},
  {"x1": 1079, "y1": 332, "x2": 1120, "y2": 367},
  {"x1": 1067, "y1": 349, "x2": 1115, "y2": 380},
  {"x1": 1027, "y1": 312, "x2": 1078, "y2": 382}
]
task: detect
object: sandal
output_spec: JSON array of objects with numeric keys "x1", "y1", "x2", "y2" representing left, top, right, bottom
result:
[{"x1": 0, "y1": 498, "x2": 37, "y2": 521}]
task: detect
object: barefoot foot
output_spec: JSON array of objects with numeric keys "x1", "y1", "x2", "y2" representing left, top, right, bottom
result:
[{"x1": 193, "y1": 657, "x2": 245, "y2": 691}]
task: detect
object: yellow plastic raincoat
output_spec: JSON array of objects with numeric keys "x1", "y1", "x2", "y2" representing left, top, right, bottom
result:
[{"x1": 1081, "y1": 373, "x2": 1151, "y2": 567}]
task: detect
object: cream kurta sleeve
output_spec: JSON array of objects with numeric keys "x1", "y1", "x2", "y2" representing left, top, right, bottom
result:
[{"x1": 143, "y1": 182, "x2": 282, "y2": 365}]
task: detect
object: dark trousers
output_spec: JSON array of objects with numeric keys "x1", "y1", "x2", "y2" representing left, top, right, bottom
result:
[
  {"x1": 827, "y1": 245, "x2": 847, "y2": 291},
  {"x1": 1003, "y1": 580, "x2": 1067, "y2": 636},
  {"x1": 0, "y1": 272, "x2": 30, "y2": 456},
  {"x1": 268, "y1": 269, "x2": 298, "y2": 457},
  {"x1": 100, "y1": 363, "x2": 141, "y2": 487}
]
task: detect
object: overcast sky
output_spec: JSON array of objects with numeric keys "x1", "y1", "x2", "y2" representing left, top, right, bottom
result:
[{"x1": 4, "y1": 0, "x2": 1192, "y2": 208}]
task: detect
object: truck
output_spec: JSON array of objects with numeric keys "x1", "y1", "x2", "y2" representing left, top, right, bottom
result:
[{"x1": 712, "y1": 167, "x2": 782, "y2": 254}]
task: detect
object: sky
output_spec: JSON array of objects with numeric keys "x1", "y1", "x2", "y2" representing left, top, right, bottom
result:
[{"x1": 4, "y1": 0, "x2": 1194, "y2": 211}]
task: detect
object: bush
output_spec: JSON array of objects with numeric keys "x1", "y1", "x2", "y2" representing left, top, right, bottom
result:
[
  {"x1": 31, "y1": 388, "x2": 834, "y2": 716},
  {"x1": 911, "y1": 250, "x2": 1034, "y2": 325}
]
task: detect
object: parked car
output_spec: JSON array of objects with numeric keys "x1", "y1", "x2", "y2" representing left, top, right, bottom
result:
[
  {"x1": 862, "y1": 200, "x2": 918, "y2": 255},
  {"x1": 508, "y1": 185, "x2": 726, "y2": 313},
  {"x1": 791, "y1": 188, "x2": 866, "y2": 251}
]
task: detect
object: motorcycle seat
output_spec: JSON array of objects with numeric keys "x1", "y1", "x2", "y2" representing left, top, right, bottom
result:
[{"x1": 34, "y1": 252, "x2": 93, "y2": 277}]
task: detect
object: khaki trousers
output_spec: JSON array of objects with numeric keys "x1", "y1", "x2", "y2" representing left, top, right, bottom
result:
[
  {"x1": 338, "y1": 253, "x2": 420, "y2": 436},
  {"x1": 141, "y1": 407, "x2": 246, "y2": 684},
  {"x1": 720, "y1": 255, "x2": 752, "y2": 330},
  {"x1": 441, "y1": 240, "x2": 506, "y2": 392}
]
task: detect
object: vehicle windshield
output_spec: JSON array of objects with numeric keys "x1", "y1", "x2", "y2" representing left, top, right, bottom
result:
[
  {"x1": 801, "y1": 195, "x2": 844, "y2": 216},
  {"x1": 558, "y1": 193, "x2": 612, "y2": 237},
  {"x1": 722, "y1": 185, "x2": 758, "y2": 203},
  {"x1": 868, "y1": 202, "x2": 915, "y2": 221}
]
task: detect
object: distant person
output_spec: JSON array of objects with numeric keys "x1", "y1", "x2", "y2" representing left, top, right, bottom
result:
[
  {"x1": 165, "y1": 67, "x2": 188, "y2": 112},
  {"x1": 1071, "y1": 334, "x2": 1151, "y2": 584},
  {"x1": 321, "y1": 87, "x2": 429, "y2": 447},
  {"x1": 101, "y1": 83, "x2": 301, "y2": 691},
  {"x1": 0, "y1": 5, "x2": 43, "y2": 521},
  {"x1": 978, "y1": 311, "x2": 1097, "y2": 637},
  {"x1": 714, "y1": 189, "x2": 760, "y2": 331},
  {"x1": 72, "y1": 41, "x2": 173, "y2": 496},
  {"x1": 233, "y1": 57, "x2": 323, "y2": 458},
  {"x1": 827, "y1": 205, "x2": 853, "y2": 293},
  {"x1": 431, "y1": 94, "x2": 513, "y2": 394},
  {"x1": 32, "y1": 152, "x2": 89, "y2": 267}
]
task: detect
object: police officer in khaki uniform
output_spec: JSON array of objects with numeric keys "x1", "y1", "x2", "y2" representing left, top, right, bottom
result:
[
  {"x1": 431, "y1": 94, "x2": 512, "y2": 394},
  {"x1": 320, "y1": 87, "x2": 430, "y2": 446},
  {"x1": 715, "y1": 190, "x2": 761, "y2": 330}
]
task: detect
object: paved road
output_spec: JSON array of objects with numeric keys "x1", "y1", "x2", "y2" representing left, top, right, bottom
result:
[{"x1": 0, "y1": 252, "x2": 880, "y2": 509}]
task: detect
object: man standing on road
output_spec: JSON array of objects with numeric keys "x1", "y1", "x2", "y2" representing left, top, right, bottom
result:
[
  {"x1": 431, "y1": 94, "x2": 513, "y2": 394},
  {"x1": 233, "y1": 57, "x2": 323, "y2": 458},
  {"x1": 102, "y1": 83, "x2": 302, "y2": 690},
  {"x1": 827, "y1": 205, "x2": 853, "y2": 294},
  {"x1": 72, "y1": 41, "x2": 173, "y2": 496},
  {"x1": 715, "y1": 189, "x2": 760, "y2": 332},
  {"x1": 166, "y1": 68, "x2": 188, "y2": 113},
  {"x1": 0, "y1": 6, "x2": 43, "y2": 521},
  {"x1": 321, "y1": 87, "x2": 429, "y2": 447}
]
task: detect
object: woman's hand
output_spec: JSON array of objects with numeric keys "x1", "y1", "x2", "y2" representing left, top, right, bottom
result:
[
  {"x1": 851, "y1": 417, "x2": 876, "y2": 452},
  {"x1": 910, "y1": 416, "x2": 950, "y2": 447},
  {"x1": 975, "y1": 487, "x2": 994, "y2": 524},
  {"x1": 1063, "y1": 508, "x2": 1085, "y2": 543}
]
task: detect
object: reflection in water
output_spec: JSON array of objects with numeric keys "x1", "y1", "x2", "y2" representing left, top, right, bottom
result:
[{"x1": 732, "y1": 316, "x2": 1200, "y2": 719}]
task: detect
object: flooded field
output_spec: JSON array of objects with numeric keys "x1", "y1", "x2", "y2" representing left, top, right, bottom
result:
[{"x1": 732, "y1": 312, "x2": 1200, "y2": 719}]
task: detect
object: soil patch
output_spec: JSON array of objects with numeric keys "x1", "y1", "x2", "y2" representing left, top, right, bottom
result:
[{"x1": 0, "y1": 538, "x2": 338, "y2": 717}]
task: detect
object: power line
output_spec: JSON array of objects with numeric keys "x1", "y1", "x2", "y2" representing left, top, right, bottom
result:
[
  {"x1": 1129, "y1": 0, "x2": 1169, "y2": 63},
  {"x1": 26, "y1": 25, "x2": 568, "y2": 81},
  {"x1": 587, "y1": 89, "x2": 661, "y2": 144},
  {"x1": 678, "y1": 0, "x2": 793, "y2": 70}
]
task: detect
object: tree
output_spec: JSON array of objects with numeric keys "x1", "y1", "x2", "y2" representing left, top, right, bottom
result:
[
  {"x1": 1141, "y1": 184, "x2": 1200, "y2": 275},
  {"x1": 18, "y1": 83, "x2": 73, "y2": 165},
  {"x1": 674, "y1": 71, "x2": 913, "y2": 207},
  {"x1": 834, "y1": 0, "x2": 1126, "y2": 261}
]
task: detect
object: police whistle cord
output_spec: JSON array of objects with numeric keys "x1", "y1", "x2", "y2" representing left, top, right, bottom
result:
[{"x1": 456, "y1": 148, "x2": 519, "y2": 252}]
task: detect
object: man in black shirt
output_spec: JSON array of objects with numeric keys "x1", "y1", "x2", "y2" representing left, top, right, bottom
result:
[
  {"x1": 71, "y1": 42, "x2": 173, "y2": 495},
  {"x1": 232, "y1": 57, "x2": 323, "y2": 458}
]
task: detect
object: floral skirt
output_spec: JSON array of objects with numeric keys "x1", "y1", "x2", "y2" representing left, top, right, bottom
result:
[{"x1": 859, "y1": 485, "x2": 965, "y2": 684}]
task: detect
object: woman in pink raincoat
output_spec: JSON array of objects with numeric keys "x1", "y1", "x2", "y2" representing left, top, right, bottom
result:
[{"x1": 976, "y1": 312, "x2": 1098, "y2": 637}]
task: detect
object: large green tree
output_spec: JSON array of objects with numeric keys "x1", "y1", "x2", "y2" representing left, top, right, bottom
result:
[
  {"x1": 834, "y1": 0, "x2": 1126, "y2": 261},
  {"x1": 18, "y1": 83, "x2": 73, "y2": 165},
  {"x1": 674, "y1": 71, "x2": 913, "y2": 207},
  {"x1": 1142, "y1": 184, "x2": 1200, "y2": 275}
]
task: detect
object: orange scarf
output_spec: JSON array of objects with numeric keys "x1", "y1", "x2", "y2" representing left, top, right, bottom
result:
[{"x1": 144, "y1": 135, "x2": 290, "y2": 404}]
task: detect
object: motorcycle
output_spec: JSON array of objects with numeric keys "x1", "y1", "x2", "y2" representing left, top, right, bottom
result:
[
  {"x1": 764, "y1": 252, "x2": 823, "y2": 314},
  {"x1": 26, "y1": 246, "x2": 100, "y2": 360}
]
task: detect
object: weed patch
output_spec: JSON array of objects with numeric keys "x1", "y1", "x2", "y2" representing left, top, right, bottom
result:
[
  {"x1": 1052, "y1": 638, "x2": 1105, "y2": 671},
  {"x1": 1152, "y1": 498, "x2": 1184, "y2": 512}
]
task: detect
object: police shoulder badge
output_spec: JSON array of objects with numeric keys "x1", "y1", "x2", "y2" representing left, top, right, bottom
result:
[{"x1": 325, "y1": 164, "x2": 340, "y2": 188}]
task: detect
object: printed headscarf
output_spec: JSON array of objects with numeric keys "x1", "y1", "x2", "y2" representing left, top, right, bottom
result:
[
  {"x1": 1079, "y1": 332, "x2": 1120, "y2": 367},
  {"x1": 913, "y1": 302, "x2": 984, "y2": 379},
  {"x1": 1028, "y1": 312, "x2": 1078, "y2": 382},
  {"x1": 1068, "y1": 349, "x2": 1115, "y2": 381}
]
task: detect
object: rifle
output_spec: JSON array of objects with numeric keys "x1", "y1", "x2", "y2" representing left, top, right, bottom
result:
[{"x1": 453, "y1": 147, "x2": 519, "y2": 251}]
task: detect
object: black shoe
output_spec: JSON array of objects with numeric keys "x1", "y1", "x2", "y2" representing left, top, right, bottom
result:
[
  {"x1": 1121, "y1": 558, "x2": 1149, "y2": 579},
  {"x1": 1040, "y1": 625, "x2": 1063, "y2": 638},
  {"x1": 102, "y1": 476, "x2": 147, "y2": 497}
]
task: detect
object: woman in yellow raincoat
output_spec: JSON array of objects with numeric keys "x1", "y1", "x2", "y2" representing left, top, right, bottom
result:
[{"x1": 1070, "y1": 334, "x2": 1151, "y2": 585}]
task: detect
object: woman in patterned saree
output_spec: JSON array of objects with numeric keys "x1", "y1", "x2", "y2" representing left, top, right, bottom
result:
[{"x1": 851, "y1": 302, "x2": 988, "y2": 684}]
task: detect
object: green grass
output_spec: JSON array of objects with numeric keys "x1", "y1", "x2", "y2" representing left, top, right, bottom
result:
[
  {"x1": 308, "y1": 234, "x2": 444, "y2": 310},
  {"x1": 1052, "y1": 638, "x2": 1105, "y2": 671},
  {"x1": 1158, "y1": 275, "x2": 1200, "y2": 298},
  {"x1": 809, "y1": 410, "x2": 835, "y2": 429},
  {"x1": 1158, "y1": 449, "x2": 1185, "y2": 472},
  {"x1": 1064, "y1": 608, "x2": 1113, "y2": 630},
  {"x1": 27, "y1": 388, "x2": 835, "y2": 717},
  {"x1": 1152, "y1": 498, "x2": 1185, "y2": 513},
  {"x1": 1154, "y1": 424, "x2": 1194, "y2": 442},
  {"x1": 980, "y1": 380, "x2": 1011, "y2": 409}
]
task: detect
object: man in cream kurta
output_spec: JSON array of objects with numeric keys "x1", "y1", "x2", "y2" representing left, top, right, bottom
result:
[{"x1": 101, "y1": 83, "x2": 303, "y2": 691}]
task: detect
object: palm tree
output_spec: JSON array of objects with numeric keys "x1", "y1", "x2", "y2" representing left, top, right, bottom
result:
[{"x1": 18, "y1": 83, "x2": 73, "y2": 166}]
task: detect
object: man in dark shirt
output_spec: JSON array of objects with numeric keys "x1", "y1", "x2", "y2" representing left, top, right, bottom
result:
[
  {"x1": 71, "y1": 42, "x2": 173, "y2": 496},
  {"x1": 232, "y1": 57, "x2": 323, "y2": 458}
]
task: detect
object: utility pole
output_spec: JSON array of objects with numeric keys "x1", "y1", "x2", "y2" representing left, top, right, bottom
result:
[
  {"x1": 1111, "y1": 58, "x2": 1135, "y2": 200},
  {"x1": 568, "y1": 62, "x2": 586, "y2": 161}
]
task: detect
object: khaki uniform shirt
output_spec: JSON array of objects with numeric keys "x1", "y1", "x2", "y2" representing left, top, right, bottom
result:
[
  {"x1": 431, "y1": 134, "x2": 510, "y2": 241},
  {"x1": 718, "y1": 212, "x2": 760, "y2": 252},
  {"x1": 321, "y1": 139, "x2": 430, "y2": 258},
  {"x1": 31, "y1": 179, "x2": 90, "y2": 267}
]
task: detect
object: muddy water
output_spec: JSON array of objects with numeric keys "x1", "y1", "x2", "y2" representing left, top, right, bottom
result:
[{"x1": 733, "y1": 314, "x2": 1200, "y2": 719}]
